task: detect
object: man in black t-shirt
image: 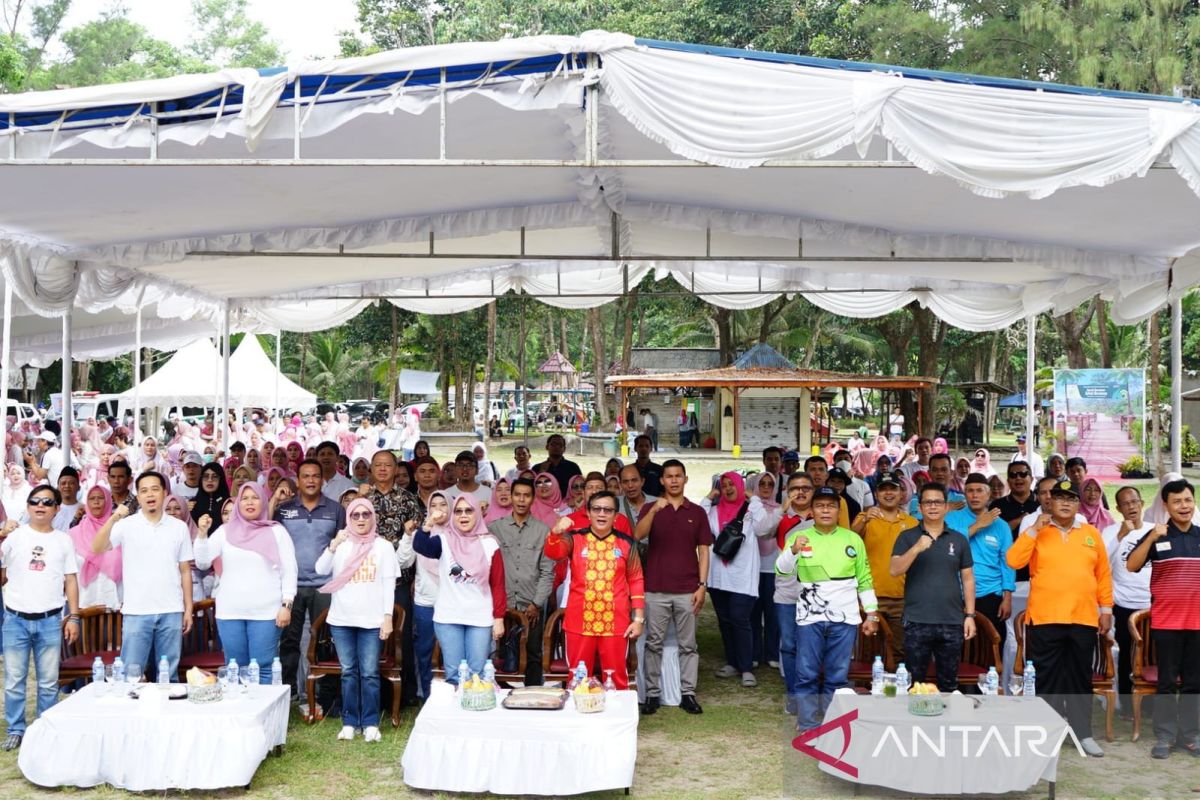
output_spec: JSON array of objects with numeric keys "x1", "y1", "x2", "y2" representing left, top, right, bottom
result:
[
  {"x1": 891, "y1": 482, "x2": 977, "y2": 692},
  {"x1": 632, "y1": 435, "x2": 664, "y2": 497},
  {"x1": 531, "y1": 433, "x2": 582, "y2": 496}
]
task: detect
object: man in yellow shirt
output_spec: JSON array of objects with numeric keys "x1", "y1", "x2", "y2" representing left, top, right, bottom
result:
[
  {"x1": 852, "y1": 475, "x2": 916, "y2": 665},
  {"x1": 1007, "y1": 480, "x2": 1112, "y2": 758}
]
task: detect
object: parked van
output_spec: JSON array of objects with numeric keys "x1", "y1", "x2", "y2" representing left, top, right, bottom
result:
[{"x1": 71, "y1": 392, "x2": 122, "y2": 425}]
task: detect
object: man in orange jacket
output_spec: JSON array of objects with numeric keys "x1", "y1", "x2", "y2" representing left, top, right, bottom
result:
[{"x1": 1007, "y1": 480, "x2": 1112, "y2": 758}]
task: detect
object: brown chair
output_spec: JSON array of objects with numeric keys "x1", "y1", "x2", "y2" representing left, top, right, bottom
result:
[
  {"x1": 848, "y1": 609, "x2": 895, "y2": 687},
  {"x1": 59, "y1": 605, "x2": 123, "y2": 686},
  {"x1": 1092, "y1": 629, "x2": 1117, "y2": 743},
  {"x1": 1012, "y1": 610, "x2": 1026, "y2": 679},
  {"x1": 542, "y1": 608, "x2": 570, "y2": 683},
  {"x1": 1129, "y1": 608, "x2": 1160, "y2": 742},
  {"x1": 178, "y1": 599, "x2": 224, "y2": 680},
  {"x1": 948, "y1": 613, "x2": 1002, "y2": 692},
  {"x1": 305, "y1": 603, "x2": 407, "y2": 727},
  {"x1": 490, "y1": 608, "x2": 529, "y2": 687}
]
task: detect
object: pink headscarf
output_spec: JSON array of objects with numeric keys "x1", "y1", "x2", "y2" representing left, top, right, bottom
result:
[
  {"x1": 530, "y1": 471, "x2": 567, "y2": 527},
  {"x1": 68, "y1": 486, "x2": 122, "y2": 587},
  {"x1": 851, "y1": 448, "x2": 878, "y2": 479},
  {"x1": 716, "y1": 471, "x2": 747, "y2": 531},
  {"x1": 221, "y1": 482, "x2": 282, "y2": 568},
  {"x1": 320, "y1": 498, "x2": 379, "y2": 594},
  {"x1": 1079, "y1": 477, "x2": 1115, "y2": 529},
  {"x1": 971, "y1": 448, "x2": 997, "y2": 479},
  {"x1": 483, "y1": 478, "x2": 512, "y2": 524},
  {"x1": 933, "y1": 438, "x2": 949, "y2": 455},
  {"x1": 949, "y1": 458, "x2": 971, "y2": 494},
  {"x1": 418, "y1": 491, "x2": 449, "y2": 583},
  {"x1": 444, "y1": 493, "x2": 494, "y2": 585}
]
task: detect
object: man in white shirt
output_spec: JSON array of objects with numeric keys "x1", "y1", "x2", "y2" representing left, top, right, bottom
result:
[
  {"x1": 0, "y1": 484, "x2": 81, "y2": 751},
  {"x1": 52, "y1": 468, "x2": 81, "y2": 530},
  {"x1": 504, "y1": 445, "x2": 533, "y2": 482},
  {"x1": 900, "y1": 437, "x2": 933, "y2": 480},
  {"x1": 24, "y1": 430, "x2": 64, "y2": 488},
  {"x1": 1102, "y1": 486, "x2": 1153, "y2": 720},
  {"x1": 172, "y1": 452, "x2": 203, "y2": 500},
  {"x1": 445, "y1": 450, "x2": 491, "y2": 506},
  {"x1": 315, "y1": 441, "x2": 355, "y2": 502},
  {"x1": 1009, "y1": 435, "x2": 1045, "y2": 480},
  {"x1": 91, "y1": 471, "x2": 193, "y2": 680}
]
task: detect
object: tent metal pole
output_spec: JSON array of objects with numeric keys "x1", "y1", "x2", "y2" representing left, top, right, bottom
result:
[
  {"x1": 213, "y1": 325, "x2": 221, "y2": 451},
  {"x1": 1026, "y1": 315, "x2": 1036, "y2": 457},
  {"x1": 1, "y1": 283, "x2": 11, "y2": 424},
  {"x1": 134, "y1": 303, "x2": 142, "y2": 440},
  {"x1": 275, "y1": 331, "x2": 281, "y2": 425},
  {"x1": 1171, "y1": 298, "x2": 1183, "y2": 473},
  {"x1": 222, "y1": 302, "x2": 232, "y2": 447},
  {"x1": 61, "y1": 311, "x2": 72, "y2": 436}
]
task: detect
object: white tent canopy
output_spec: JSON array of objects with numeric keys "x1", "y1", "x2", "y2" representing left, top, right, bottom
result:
[
  {"x1": 226, "y1": 333, "x2": 316, "y2": 410},
  {"x1": 0, "y1": 32, "x2": 1197, "y2": 332}
]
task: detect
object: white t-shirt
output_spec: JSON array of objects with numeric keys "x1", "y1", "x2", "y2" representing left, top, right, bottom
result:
[
  {"x1": 432, "y1": 536, "x2": 500, "y2": 627},
  {"x1": 193, "y1": 526, "x2": 298, "y2": 621},
  {"x1": 173, "y1": 481, "x2": 200, "y2": 500},
  {"x1": 52, "y1": 503, "x2": 79, "y2": 532},
  {"x1": 0, "y1": 525, "x2": 77, "y2": 613},
  {"x1": 315, "y1": 538, "x2": 398, "y2": 628},
  {"x1": 321, "y1": 473, "x2": 358, "y2": 503},
  {"x1": 77, "y1": 551, "x2": 122, "y2": 611},
  {"x1": 110, "y1": 512, "x2": 193, "y2": 615},
  {"x1": 704, "y1": 496, "x2": 763, "y2": 596},
  {"x1": 1101, "y1": 520, "x2": 1153, "y2": 609},
  {"x1": 445, "y1": 483, "x2": 492, "y2": 507},
  {"x1": 41, "y1": 447, "x2": 65, "y2": 488}
]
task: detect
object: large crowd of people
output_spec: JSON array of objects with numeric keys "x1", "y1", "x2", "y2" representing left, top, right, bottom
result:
[{"x1": 1, "y1": 411, "x2": 1197, "y2": 768}]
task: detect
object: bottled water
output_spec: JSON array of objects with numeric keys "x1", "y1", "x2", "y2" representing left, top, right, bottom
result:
[
  {"x1": 985, "y1": 666, "x2": 999, "y2": 696},
  {"x1": 457, "y1": 659, "x2": 469, "y2": 692},
  {"x1": 574, "y1": 660, "x2": 589, "y2": 688},
  {"x1": 895, "y1": 663, "x2": 910, "y2": 696},
  {"x1": 158, "y1": 656, "x2": 171, "y2": 685},
  {"x1": 482, "y1": 660, "x2": 497, "y2": 694},
  {"x1": 228, "y1": 659, "x2": 240, "y2": 688},
  {"x1": 271, "y1": 657, "x2": 283, "y2": 686},
  {"x1": 871, "y1": 656, "x2": 885, "y2": 693},
  {"x1": 246, "y1": 658, "x2": 260, "y2": 687},
  {"x1": 91, "y1": 656, "x2": 105, "y2": 688},
  {"x1": 112, "y1": 657, "x2": 125, "y2": 685},
  {"x1": 1023, "y1": 661, "x2": 1037, "y2": 699}
]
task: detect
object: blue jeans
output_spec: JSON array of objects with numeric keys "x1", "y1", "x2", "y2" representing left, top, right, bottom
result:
[
  {"x1": 217, "y1": 619, "x2": 281, "y2": 684},
  {"x1": 796, "y1": 621, "x2": 857, "y2": 730},
  {"x1": 775, "y1": 602, "x2": 800, "y2": 700},
  {"x1": 3, "y1": 614, "x2": 62, "y2": 736},
  {"x1": 121, "y1": 613, "x2": 183, "y2": 681},
  {"x1": 330, "y1": 625, "x2": 382, "y2": 729},
  {"x1": 434, "y1": 622, "x2": 492, "y2": 683},
  {"x1": 414, "y1": 604, "x2": 436, "y2": 698}
]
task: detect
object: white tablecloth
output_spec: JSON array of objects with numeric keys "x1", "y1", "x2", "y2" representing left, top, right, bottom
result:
[
  {"x1": 402, "y1": 681, "x2": 638, "y2": 795},
  {"x1": 18, "y1": 682, "x2": 290, "y2": 791},
  {"x1": 807, "y1": 692, "x2": 1066, "y2": 795}
]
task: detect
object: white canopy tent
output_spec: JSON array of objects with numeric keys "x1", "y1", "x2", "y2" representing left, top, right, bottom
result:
[
  {"x1": 1, "y1": 32, "x2": 1197, "y2": 462},
  {"x1": 226, "y1": 333, "x2": 316, "y2": 411}
]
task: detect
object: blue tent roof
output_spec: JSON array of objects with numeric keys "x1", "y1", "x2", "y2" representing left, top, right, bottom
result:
[
  {"x1": 999, "y1": 392, "x2": 1052, "y2": 409},
  {"x1": 733, "y1": 343, "x2": 795, "y2": 370}
]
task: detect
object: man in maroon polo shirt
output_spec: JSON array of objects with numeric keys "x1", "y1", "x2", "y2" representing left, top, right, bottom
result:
[{"x1": 634, "y1": 459, "x2": 713, "y2": 716}]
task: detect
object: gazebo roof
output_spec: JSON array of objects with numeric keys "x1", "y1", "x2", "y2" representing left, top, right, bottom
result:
[
  {"x1": 537, "y1": 351, "x2": 576, "y2": 374},
  {"x1": 606, "y1": 365, "x2": 937, "y2": 390}
]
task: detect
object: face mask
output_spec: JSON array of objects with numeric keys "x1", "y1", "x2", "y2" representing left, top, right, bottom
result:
[
  {"x1": 203, "y1": 454, "x2": 215, "y2": 464},
  {"x1": 836, "y1": 460, "x2": 852, "y2": 473}
]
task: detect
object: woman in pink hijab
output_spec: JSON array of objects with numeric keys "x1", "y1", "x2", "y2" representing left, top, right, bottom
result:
[
  {"x1": 316, "y1": 497, "x2": 398, "y2": 743},
  {"x1": 166, "y1": 492, "x2": 215, "y2": 601},
  {"x1": 1079, "y1": 477, "x2": 1115, "y2": 529},
  {"x1": 192, "y1": 482, "x2": 298, "y2": 683},
  {"x1": 933, "y1": 437, "x2": 949, "y2": 455},
  {"x1": 703, "y1": 471, "x2": 765, "y2": 684},
  {"x1": 483, "y1": 478, "x2": 513, "y2": 524},
  {"x1": 971, "y1": 447, "x2": 997, "y2": 479},
  {"x1": 68, "y1": 486, "x2": 122, "y2": 609},
  {"x1": 530, "y1": 471, "x2": 568, "y2": 527},
  {"x1": 400, "y1": 490, "x2": 449, "y2": 700}
]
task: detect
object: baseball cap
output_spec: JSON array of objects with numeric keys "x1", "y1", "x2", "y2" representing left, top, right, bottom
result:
[
  {"x1": 36, "y1": 430, "x2": 57, "y2": 443},
  {"x1": 1016, "y1": 434, "x2": 1027, "y2": 443},
  {"x1": 783, "y1": 450, "x2": 801, "y2": 463},
  {"x1": 1050, "y1": 480, "x2": 1079, "y2": 499},
  {"x1": 826, "y1": 467, "x2": 850, "y2": 484},
  {"x1": 182, "y1": 451, "x2": 204, "y2": 466},
  {"x1": 876, "y1": 474, "x2": 903, "y2": 490},
  {"x1": 812, "y1": 486, "x2": 840, "y2": 503}
]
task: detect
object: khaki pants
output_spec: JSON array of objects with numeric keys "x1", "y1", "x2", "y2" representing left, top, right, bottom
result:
[
  {"x1": 643, "y1": 592, "x2": 699, "y2": 697},
  {"x1": 876, "y1": 596, "x2": 906, "y2": 669}
]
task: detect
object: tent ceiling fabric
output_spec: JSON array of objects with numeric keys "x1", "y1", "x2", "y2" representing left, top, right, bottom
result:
[{"x1": 1, "y1": 32, "x2": 1198, "y2": 332}]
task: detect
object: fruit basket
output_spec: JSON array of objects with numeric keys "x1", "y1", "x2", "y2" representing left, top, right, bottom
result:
[
  {"x1": 906, "y1": 683, "x2": 944, "y2": 716},
  {"x1": 572, "y1": 678, "x2": 606, "y2": 713},
  {"x1": 185, "y1": 667, "x2": 222, "y2": 703},
  {"x1": 460, "y1": 674, "x2": 497, "y2": 711}
]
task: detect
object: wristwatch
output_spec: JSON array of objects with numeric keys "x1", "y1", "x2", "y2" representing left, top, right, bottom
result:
[
  {"x1": 865, "y1": 615, "x2": 879, "y2": 622},
  {"x1": 965, "y1": 612, "x2": 976, "y2": 618},
  {"x1": 282, "y1": 601, "x2": 293, "y2": 610}
]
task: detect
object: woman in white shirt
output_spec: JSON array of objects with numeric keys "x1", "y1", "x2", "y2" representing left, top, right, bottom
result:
[
  {"x1": 1, "y1": 463, "x2": 31, "y2": 522},
  {"x1": 703, "y1": 471, "x2": 765, "y2": 688},
  {"x1": 67, "y1": 486, "x2": 122, "y2": 609},
  {"x1": 193, "y1": 482, "x2": 298, "y2": 683},
  {"x1": 397, "y1": 491, "x2": 449, "y2": 700},
  {"x1": 316, "y1": 497, "x2": 398, "y2": 742},
  {"x1": 746, "y1": 472, "x2": 784, "y2": 669}
]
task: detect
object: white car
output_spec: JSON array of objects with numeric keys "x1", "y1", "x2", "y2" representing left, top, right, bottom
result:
[{"x1": 1, "y1": 400, "x2": 40, "y2": 426}]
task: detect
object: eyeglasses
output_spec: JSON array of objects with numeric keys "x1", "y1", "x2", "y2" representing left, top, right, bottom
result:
[
  {"x1": 1009, "y1": 471, "x2": 1031, "y2": 478},
  {"x1": 589, "y1": 505, "x2": 617, "y2": 513},
  {"x1": 348, "y1": 511, "x2": 372, "y2": 520},
  {"x1": 920, "y1": 499, "x2": 947, "y2": 507},
  {"x1": 453, "y1": 508, "x2": 474, "y2": 515},
  {"x1": 27, "y1": 497, "x2": 57, "y2": 507},
  {"x1": 787, "y1": 486, "x2": 813, "y2": 493}
]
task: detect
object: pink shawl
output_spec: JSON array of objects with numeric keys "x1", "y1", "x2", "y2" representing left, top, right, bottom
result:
[
  {"x1": 483, "y1": 478, "x2": 513, "y2": 524},
  {"x1": 530, "y1": 471, "x2": 567, "y2": 527},
  {"x1": 1079, "y1": 478, "x2": 1115, "y2": 529},
  {"x1": 716, "y1": 471, "x2": 747, "y2": 530},
  {"x1": 444, "y1": 493, "x2": 493, "y2": 585},
  {"x1": 221, "y1": 482, "x2": 282, "y2": 568},
  {"x1": 68, "y1": 486, "x2": 122, "y2": 587},
  {"x1": 320, "y1": 498, "x2": 379, "y2": 594}
]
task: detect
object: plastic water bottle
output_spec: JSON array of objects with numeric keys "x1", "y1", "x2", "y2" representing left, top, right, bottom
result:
[
  {"x1": 157, "y1": 656, "x2": 170, "y2": 685},
  {"x1": 246, "y1": 658, "x2": 260, "y2": 687},
  {"x1": 91, "y1": 656, "x2": 105, "y2": 688},
  {"x1": 456, "y1": 659, "x2": 469, "y2": 692},
  {"x1": 1023, "y1": 661, "x2": 1037, "y2": 699},
  {"x1": 985, "y1": 666, "x2": 999, "y2": 696},
  {"x1": 112, "y1": 657, "x2": 125, "y2": 685},
  {"x1": 228, "y1": 658, "x2": 240, "y2": 687},
  {"x1": 895, "y1": 662, "x2": 910, "y2": 696},
  {"x1": 271, "y1": 657, "x2": 283, "y2": 686},
  {"x1": 575, "y1": 661, "x2": 589, "y2": 688},
  {"x1": 483, "y1": 660, "x2": 497, "y2": 694},
  {"x1": 871, "y1": 655, "x2": 885, "y2": 693}
]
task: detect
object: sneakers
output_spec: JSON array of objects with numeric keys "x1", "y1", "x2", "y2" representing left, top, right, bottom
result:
[
  {"x1": 767, "y1": 660, "x2": 781, "y2": 669},
  {"x1": 336, "y1": 726, "x2": 356, "y2": 741},
  {"x1": 0, "y1": 734, "x2": 21, "y2": 751},
  {"x1": 363, "y1": 726, "x2": 382, "y2": 743},
  {"x1": 714, "y1": 665, "x2": 738, "y2": 679},
  {"x1": 1152, "y1": 742, "x2": 1172, "y2": 759},
  {"x1": 741, "y1": 672, "x2": 757, "y2": 688},
  {"x1": 1080, "y1": 737, "x2": 1104, "y2": 758}
]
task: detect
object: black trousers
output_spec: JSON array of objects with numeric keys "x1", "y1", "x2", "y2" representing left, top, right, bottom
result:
[
  {"x1": 278, "y1": 586, "x2": 336, "y2": 708},
  {"x1": 1152, "y1": 628, "x2": 1200, "y2": 746},
  {"x1": 390, "y1": 574, "x2": 418, "y2": 706},
  {"x1": 1027, "y1": 623, "x2": 1096, "y2": 740},
  {"x1": 1113, "y1": 604, "x2": 1137, "y2": 705},
  {"x1": 975, "y1": 592, "x2": 1008, "y2": 651},
  {"x1": 905, "y1": 621, "x2": 964, "y2": 693}
]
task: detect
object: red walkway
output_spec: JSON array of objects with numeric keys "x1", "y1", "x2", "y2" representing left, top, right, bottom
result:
[{"x1": 1067, "y1": 413, "x2": 1137, "y2": 479}]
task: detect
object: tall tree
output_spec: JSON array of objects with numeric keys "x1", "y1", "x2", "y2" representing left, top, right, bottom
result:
[{"x1": 188, "y1": 0, "x2": 285, "y2": 68}]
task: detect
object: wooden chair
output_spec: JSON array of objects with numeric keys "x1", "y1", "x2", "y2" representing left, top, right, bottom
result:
[
  {"x1": 489, "y1": 608, "x2": 529, "y2": 687},
  {"x1": 178, "y1": 598, "x2": 224, "y2": 680},
  {"x1": 849, "y1": 609, "x2": 895, "y2": 687},
  {"x1": 1092, "y1": 628, "x2": 1117, "y2": 743},
  {"x1": 541, "y1": 607, "x2": 640, "y2": 688},
  {"x1": 1012, "y1": 610, "x2": 1026, "y2": 678},
  {"x1": 305, "y1": 603, "x2": 406, "y2": 727},
  {"x1": 59, "y1": 605, "x2": 123, "y2": 687},
  {"x1": 1129, "y1": 608, "x2": 1160, "y2": 742},
  {"x1": 949, "y1": 613, "x2": 1002, "y2": 693}
]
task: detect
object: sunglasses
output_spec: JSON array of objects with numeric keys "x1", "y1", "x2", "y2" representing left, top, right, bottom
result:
[
  {"x1": 348, "y1": 511, "x2": 372, "y2": 520},
  {"x1": 27, "y1": 497, "x2": 57, "y2": 507},
  {"x1": 454, "y1": 508, "x2": 474, "y2": 515},
  {"x1": 535, "y1": 479, "x2": 554, "y2": 485},
  {"x1": 1010, "y1": 471, "x2": 1031, "y2": 478}
]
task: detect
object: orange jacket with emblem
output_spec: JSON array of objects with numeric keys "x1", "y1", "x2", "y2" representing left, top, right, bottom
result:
[{"x1": 1006, "y1": 521, "x2": 1113, "y2": 627}]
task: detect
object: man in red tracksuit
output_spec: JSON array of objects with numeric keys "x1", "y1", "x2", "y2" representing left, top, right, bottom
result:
[{"x1": 545, "y1": 490, "x2": 645, "y2": 687}]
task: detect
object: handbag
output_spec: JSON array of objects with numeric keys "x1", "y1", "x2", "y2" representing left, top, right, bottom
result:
[{"x1": 712, "y1": 501, "x2": 749, "y2": 562}]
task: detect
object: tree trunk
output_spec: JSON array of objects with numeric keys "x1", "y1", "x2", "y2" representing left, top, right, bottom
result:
[
  {"x1": 713, "y1": 307, "x2": 736, "y2": 366},
  {"x1": 454, "y1": 364, "x2": 466, "y2": 425},
  {"x1": 912, "y1": 306, "x2": 947, "y2": 439},
  {"x1": 518, "y1": 301, "x2": 527, "y2": 435},
  {"x1": 484, "y1": 301, "x2": 496, "y2": 437},
  {"x1": 1096, "y1": 298, "x2": 1112, "y2": 368},
  {"x1": 387, "y1": 305, "x2": 399, "y2": 411},
  {"x1": 590, "y1": 306, "x2": 609, "y2": 424},
  {"x1": 1052, "y1": 301, "x2": 1097, "y2": 369},
  {"x1": 800, "y1": 313, "x2": 823, "y2": 369},
  {"x1": 299, "y1": 333, "x2": 309, "y2": 385},
  {"x1": 439, "y1": 327, "x2": 450, "y2": 413},
  {"x1": 1150, "y1": 311, "x2": 1163, "y2": 476},
  {"x1": 559, "y1": 315, "x2": 570, "y2": 362}
]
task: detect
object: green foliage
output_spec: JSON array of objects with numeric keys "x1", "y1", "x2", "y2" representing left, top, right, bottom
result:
[
  {"x1": 1183, "y1": 425, "x2": 1199, "y2": 461},
  {"x1": 188, "y1": 0, "x2": 285, "y2": 68},
  {"x1": 1118, "y1": 454, "x2": 1146, "y2": 473},
  {"x1": 0, "y1": 32, "x2": 23, "y2": 90}
]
